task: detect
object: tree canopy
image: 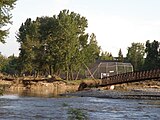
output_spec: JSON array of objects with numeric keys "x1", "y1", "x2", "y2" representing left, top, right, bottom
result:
[
  {"x1": 99, "y1": 51, "x2": 113, "y2": 60},
  {"x1": 126, "y1": 43, "x2": 145, "y2": 71},
  {"x1": 118, "y1": 49, "x2": 123, "y2": 62},
  {"x1": 1, "y1": 5, "x2": 159, "y2": 78},
  {"x1": 16, "y1": 10, "x2": 100, "y2": 79},
  {"x1": 144, "y1": 40, "x2": 160, "y2": 70},
  {"x1": 0, "y1": 0, "x2": 17, "y2": 43}
]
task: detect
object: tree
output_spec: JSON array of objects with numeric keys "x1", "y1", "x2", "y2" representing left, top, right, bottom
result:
[
  {"x1": 0, "y1": 0, "x2": 17, "y2": 43},
  {"x1": 99, "y1": 51, "x2": 113, "y2": 60},
  {"x1": 126, "y1": 43, "x2": 145, "y2": 71},
  {"x1": 17, "y1": 9, "x2": 100, "y2": 80},
  {"x1": 33, "y1": 16, "x2": 58, "y2": 76},
  {"x1": 0, "y1": 53, "x2": 8, "y2": 72},
  {"x1": 55, "y1": 11, "x2": 100, "y2": 80},
  {"x1": 144, "y1": 40, "x2": 160, "y2": 70},
  {"x1": 2, "y1": 55, "x2": 19, "y2": 75},
  {"x1": 118, "y1": 49, "x2": 123, "y2": 62},
  {"x1": 55, "y1": 10, "x2": 88, "y2": 80},
  {"x1": 84, "y1": 33, "x2": 100, "y2": 63},
  {"x1": 17, "y1": 18, "x2": 39, "y2": 75}
]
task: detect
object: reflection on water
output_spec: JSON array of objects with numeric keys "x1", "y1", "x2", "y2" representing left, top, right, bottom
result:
[
  {"x1": 4, "y1": 89, "x2": 65, "y2": 98},
  {"x1": 0, "y1": 94, "x2": 160, "y2": 120},
  {"x1": 0, "y1": 94, "x2": 19, "y2": 99}
]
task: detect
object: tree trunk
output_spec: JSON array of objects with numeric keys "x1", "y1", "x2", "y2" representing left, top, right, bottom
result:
[
  {"x1": 75, "y1": 70, "x2": 80, "y2": 80},
  {"x1": 66, "y1": 71, "x2": 69, "y2": 81},
  {"x1": 71, "y1": 68, "x2": 74, "y2": 80},
  {"x1": 49, "y1": 65, "x2": 52, "y2": 76}
]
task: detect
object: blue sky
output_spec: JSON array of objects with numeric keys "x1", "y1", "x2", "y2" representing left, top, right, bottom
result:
[{"x1": 1, "y1": 0, "x2": 160, "y2": 57}]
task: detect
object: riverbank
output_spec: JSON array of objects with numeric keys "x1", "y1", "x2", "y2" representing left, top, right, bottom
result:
[
  {"x1": 63, "y1": 79, "x2": 160, "y2": 100},
  {"x1": 0, "y1": 76, "x2": 160, "y2": 99},
  {"x1": 63, "y1": 88, "x2": 160, "y2": 100},
  {"x1": 0, "y1": 77, "x2": 80, "y2": 97}
]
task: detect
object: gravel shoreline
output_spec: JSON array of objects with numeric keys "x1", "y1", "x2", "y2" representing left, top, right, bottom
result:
[
  {"x1": 63, "y1": 88, "x2": 160, "y2": 100},
  {"x1": 62, "y1": 80, "x2": 160, "y2": 100}
]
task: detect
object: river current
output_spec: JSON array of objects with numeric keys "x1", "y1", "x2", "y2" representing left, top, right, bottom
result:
[{"x1": 0, "y1": 94, "x2": 160, "y2": 120}]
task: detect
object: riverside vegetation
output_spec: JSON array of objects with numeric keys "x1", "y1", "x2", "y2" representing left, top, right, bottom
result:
[
  {"x1": 0, "y1": 0, "x2": 160, "y2": 100},
  {"x1": 0, "y1": 1, "x2": 160, "y2": 81}
]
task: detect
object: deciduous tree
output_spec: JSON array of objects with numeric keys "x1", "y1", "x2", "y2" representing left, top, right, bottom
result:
[
  {"x1": 0, "y1": 0, "x2": 17, "y2": 43},
  {"x1": 17, "y1": 10, "x2": 100, "y2": 80},
  {"x1": 144, "y1": 40, "x2": 160, "y2": 70},
  {"x1": 99, "y1": 51, "x2": 113, "y2": 60},
  {"x1": 126, "y1": 43, "x2": 145, "y2": 71}
]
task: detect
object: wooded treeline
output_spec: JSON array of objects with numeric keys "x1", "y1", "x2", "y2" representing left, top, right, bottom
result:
[
  {"x1": 1, "y1": 10, "x2": 101, "y2": 80},
  {"x1": 16, "y1": 10, "x2": 101, "y2": 80},
  {"x1": 126, "y1": 40, "x2": 160, "y2": 71},
  {"x1": 0, "y1": 0, "x2": 160, "y2": 79}
]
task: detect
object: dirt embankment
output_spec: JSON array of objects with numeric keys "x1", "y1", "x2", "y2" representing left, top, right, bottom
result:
[
  {"x1": 0, "y1": 77, "x2": 80, "y2": 96},
  {"x1": 1, "y1": 76, "x2": 160, "y2": 99}
]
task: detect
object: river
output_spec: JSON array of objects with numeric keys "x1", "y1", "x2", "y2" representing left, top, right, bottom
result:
[{"x1": 0, "y1": 93, "x2": 160, "y2": 120}]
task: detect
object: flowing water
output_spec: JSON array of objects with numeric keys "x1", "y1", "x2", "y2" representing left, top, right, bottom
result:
[{"x1": 0, "y1": 94, "x2": 160, "y2": 120}]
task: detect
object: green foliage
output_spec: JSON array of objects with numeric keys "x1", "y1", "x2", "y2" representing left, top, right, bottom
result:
[
  {"x1": 99, "y1": 51, "x2": 113, "y2": 60},
  {"x1": 17, "y1": 9, "x2": 100, "y2": 79},
  {"x1": 144, "y1": 40, "x2": 160, "y2": 70},
  {"x1": 0, "y1": 53, "x2": 19, "y2": 75},
  {"x1": 118, "y1": 49, "x2": 123, "y2": 62},
  {"x1": 83, "y1": 33, "x2": 100, "y2": 64},
  {"x1": 0, "y1": 53, "x2": 8, "y2": 72},
  {"x1": 0, "y1": 0, "x2": 17, "y2": 43},
  {"x1": 67, "y1": 108, "x2": 89, "y2": 120},
  {"x1": 2, "y1": 55, "x2": 19, "y2": 75},
  {"x1": 17, "y1": 18, "x2": 40, "y2": 74},
  {"x1": 126, "y1": 43, "x2": 145, "y2": 71}
]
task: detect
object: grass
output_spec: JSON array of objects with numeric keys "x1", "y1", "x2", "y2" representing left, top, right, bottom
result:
[{"x1": 67, "y1": 108, "x2": 89, "y2": 120}]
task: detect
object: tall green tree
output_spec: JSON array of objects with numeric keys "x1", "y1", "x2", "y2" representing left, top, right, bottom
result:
[
  {"x1": 34, "y1": 16, "x2": 58, "y2": 76},
  {"x1": 17, "y1": 18, "x2": 39, "y2": 75},
  {"x1": 84, "y1": 33, "x2": 100, "y2": 63},
  {"x1": 0, "y1": 0, "x2": 17, "y2": 43},
  {"x1": 118, "y1": 48, "x2": 123, "y2": 62},
  {"x1": 56, "y1": 10, "x2": 88, "y2": 79},
  {"x1": 144, "y1": 40, "x2": 160, "y2": 70},
  {"x1": 126, "y1": 43, "x2": 145, "y2": 71}
]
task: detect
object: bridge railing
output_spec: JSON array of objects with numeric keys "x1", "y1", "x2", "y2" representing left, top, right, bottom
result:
[{"x1": 101, "y1": 69, "x2": 160, "y2": 86}]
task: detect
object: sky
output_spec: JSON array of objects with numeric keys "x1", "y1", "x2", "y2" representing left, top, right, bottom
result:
[{"x1": 1, "y1": 0, "x2": 160, "y2": 57}]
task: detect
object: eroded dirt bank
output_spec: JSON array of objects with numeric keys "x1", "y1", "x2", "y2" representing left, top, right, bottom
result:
[
  {"x1": 0, "y1": 77, "x2": 80, "y2": 97},
  {"x1": 0, "y1": 77, "x2": 160, "y2": 99}
]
